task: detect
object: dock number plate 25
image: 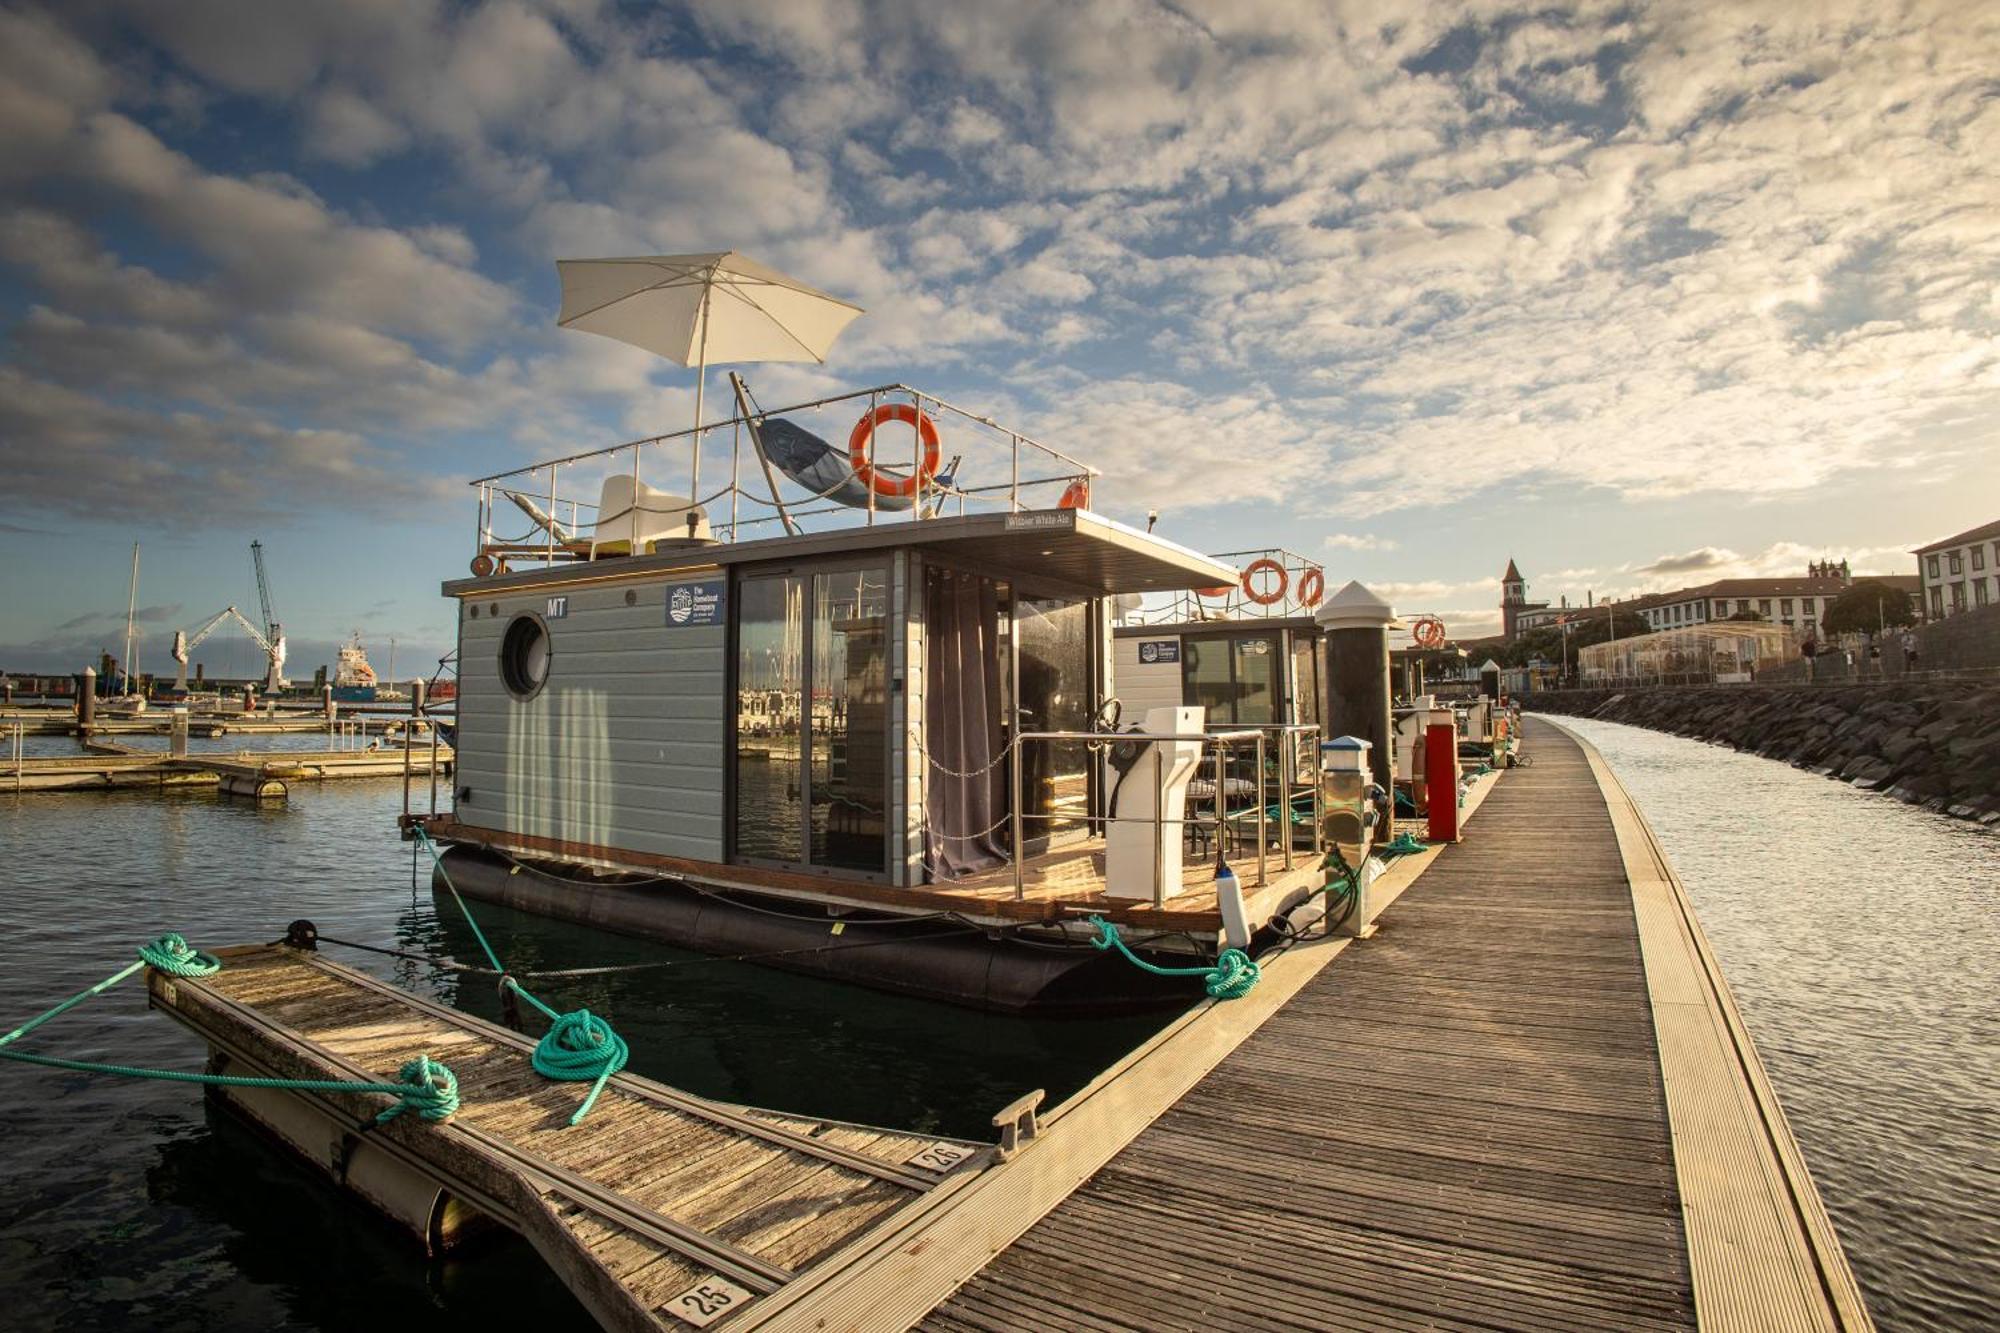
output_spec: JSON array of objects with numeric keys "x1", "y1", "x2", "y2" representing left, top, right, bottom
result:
[{"x1": 668, "y1": 1276, "x2": 753, "y2": 1327}]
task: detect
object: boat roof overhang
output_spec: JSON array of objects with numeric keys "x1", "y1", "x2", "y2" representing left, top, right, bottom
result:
[
  {"x1": 1113, "y1": 616, "x2": 1322, "y2": 638},
  {"x1": 441, "y1": 509, "x2": 1239, "y2": 599}
]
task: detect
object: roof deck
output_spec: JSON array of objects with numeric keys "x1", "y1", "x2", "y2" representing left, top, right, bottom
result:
[{"x1": 454, "y1": 380, "x2": 1235, "y2": 595}]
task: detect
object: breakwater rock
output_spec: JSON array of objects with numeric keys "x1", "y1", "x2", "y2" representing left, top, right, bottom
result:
[{"x1": 1530, "y1": 683, "x2": 2000, "y2": 824}]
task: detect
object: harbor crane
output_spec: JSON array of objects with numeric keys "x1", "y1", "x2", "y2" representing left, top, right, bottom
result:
[
  {"x1": 250, "y1": 539, "x2": 281, "y2": 645},
  {"x1": 172, "y1": 605, "x2": 287, "y2": 693}
]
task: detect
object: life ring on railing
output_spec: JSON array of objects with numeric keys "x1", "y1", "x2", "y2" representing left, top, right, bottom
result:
[
  {"x1": 849, "y1": 403, "x2": 941, "y2": 498},
  {"x1": 1197, "y1": 580, "x2": 1236, "y2": 599},
  {"x1": 1296, "y1": 568, "x2": 1324, "y2": 608},
  {"x1": 1058, "y1": 479, "x2": 1090, "y2": 509},
  {"x1": 1412, "y1": 616, "x2": 1447, "y2": 649},
  {"x1": 1241, "y1": 557, "x2": 1287, "y2": 606}
]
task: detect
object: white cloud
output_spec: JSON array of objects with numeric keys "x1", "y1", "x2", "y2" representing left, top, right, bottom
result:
[
  {"x1": 1323, "y1": 533, "x2": 1398, "y2": 552},
  {"x1": 3, "y1": 0, "x2": 1997, "y2": 562}
]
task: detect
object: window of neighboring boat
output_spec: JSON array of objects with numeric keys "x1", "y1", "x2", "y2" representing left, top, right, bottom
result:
[{"x1": 499, "y1": 613, "x2": 551, "y2": 700}]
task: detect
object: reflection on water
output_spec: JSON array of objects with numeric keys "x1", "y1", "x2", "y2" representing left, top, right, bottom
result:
[
  {"x1": 0, "y1": 774, "x2": 1172, "y2": 1330},
  {"x1": 1549, "y1": 715, "x2": 2000, "y2": 1333}
]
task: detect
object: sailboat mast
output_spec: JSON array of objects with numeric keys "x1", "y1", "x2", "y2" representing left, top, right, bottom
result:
[{"x1": 124, "y1": 542, "x2": 140, "y2": 694}]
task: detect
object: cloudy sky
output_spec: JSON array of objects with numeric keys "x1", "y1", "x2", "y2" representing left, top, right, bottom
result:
[{"x1": 2, "y1": 0, "x2": 1996, "y2": 674}]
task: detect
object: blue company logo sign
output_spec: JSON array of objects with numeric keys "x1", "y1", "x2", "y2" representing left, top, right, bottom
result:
[
  {"x1": 1137, "y1": 639, "x2": 1180, "y2": 665},
  {"x1": 666, "y1": 579, "x2": 726, "y2": 628}
]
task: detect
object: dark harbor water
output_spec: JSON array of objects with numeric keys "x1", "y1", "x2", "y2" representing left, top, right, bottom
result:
[
  {"x1": 1549, "y1": 714, "x2": 2000, "y2": 1333},
  {"x1": 0, "y1": 770, "x2": 1170, "y2": 1331}
]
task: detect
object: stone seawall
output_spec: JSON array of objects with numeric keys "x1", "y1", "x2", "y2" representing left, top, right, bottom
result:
[{"x1": 1529, "y1": 682, "x2": 2000, "y2": 824}]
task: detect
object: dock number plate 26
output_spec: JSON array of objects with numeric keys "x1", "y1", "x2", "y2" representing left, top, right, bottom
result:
[
  {"x1": 907, "y1": 1141, "x2": 973, "y2": 1172},
  {"x1": 668, "y1": 1275, "x2": 753, "y2": 1327}
]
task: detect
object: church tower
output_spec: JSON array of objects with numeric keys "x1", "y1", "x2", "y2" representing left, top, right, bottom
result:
[{"x1": 1501, "y1": 558, "x2": 1527, "y2": 639}]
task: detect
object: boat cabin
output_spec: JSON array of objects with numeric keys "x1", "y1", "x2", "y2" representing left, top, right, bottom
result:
[
  {"x1": 1109, "y1": 549, "x2": 1329, "y2": 836},
  {"x1": 424, "y1": 385, "x2": 1331, "y2": 959}
]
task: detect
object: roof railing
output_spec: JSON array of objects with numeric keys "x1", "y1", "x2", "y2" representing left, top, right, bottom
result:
[
  {"x1": 1117, "y1": 547, "x2": 1329, "y2": 626},
  {"x1": 466, "y1": 382, "x2": 1100, "y2": 573}
]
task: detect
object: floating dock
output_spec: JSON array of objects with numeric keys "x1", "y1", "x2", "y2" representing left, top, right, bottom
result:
[
  {"x1": 3, "y1": 745, "x2": 453, "y2": 794},
  {"x1": 149, "y1": 945, "x2": 992, "y2": 1331},
  {"x1": 130, "y1": 718, "x2": 1868, "y2": 1330},
  {"x1": 0, "y1": 705, "x2": 429, "y2": 737},
  {"x1": 904, "y1": 718, "x2": 1869, "y2": 1332}
]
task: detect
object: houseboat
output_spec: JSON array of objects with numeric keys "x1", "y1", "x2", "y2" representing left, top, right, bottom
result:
[
  {"x1": 1111, "y1": 550, "x2": 1330, "y2": 849},
  {"x1": 411, "y1": 382, "x2": 1341, "y2": 1014}
]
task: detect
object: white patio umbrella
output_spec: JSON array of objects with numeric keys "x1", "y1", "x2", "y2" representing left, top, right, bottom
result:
[{"x1": 555, "y1": 252, "x2": 864, "y2": 494}]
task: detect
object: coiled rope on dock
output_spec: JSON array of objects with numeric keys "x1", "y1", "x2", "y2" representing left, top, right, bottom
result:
[
  {"x1": 414, "y1": 827, "x2": 626, "y2": 1125},
  {"x1": 1084, "y1": 917, "x2": 1260, "y2": 1000},
  {"x1": 1377, "y1": 830, "x2": 1430, "y2": 858},
  {"x1": 0, "y1": 934, "x2": 461, "y2": 1124}
]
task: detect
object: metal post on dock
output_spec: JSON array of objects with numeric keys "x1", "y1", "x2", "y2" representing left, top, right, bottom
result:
[
  {"x1": 1255, "y1": 733, "x2": 1268, "y2": 886},
  {"x1": 427, "y1": 693, "x2": 441, "y2": 816},
  {"x1": 169, "y1": 707, "x2": 188, "y2": 759},
  {"x1": 1151, "y1": 746, "x2": 1165, "y2": 907},
  {"x1": 403, "y1": 679, "x2": 424, "y2": 821},
  {"x1": 12, "y1": 719, "x2": 21, "y2": 793},
  {"x1": 79, "y1": 666, "x2": 97, "y2": 734},
  {"x1": 1010, "y1": 737, "x2": 1025, "y2": 900},
  {"x1": 1212, "y1": 740, "x2": 1227, "y2": 865}
]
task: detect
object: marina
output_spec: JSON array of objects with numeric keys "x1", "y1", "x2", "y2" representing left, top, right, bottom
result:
[
  {"x1": 0, "y1": 290, "x2": 1898, "y2": 1326},
  {"x1": 15, "y1": 718, "x2": 1881, "y2": 1330},
  {"x1": 8, "y1": 10, "x2": 1997, "y2": 1320}
]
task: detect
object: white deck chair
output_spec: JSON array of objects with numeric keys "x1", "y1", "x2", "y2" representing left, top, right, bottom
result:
[{"x1": 589, "y1": 476, "x2": 714, "y2": 558}]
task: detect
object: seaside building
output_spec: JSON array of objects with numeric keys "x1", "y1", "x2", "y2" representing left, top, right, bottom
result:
[
  {"x1": 1914, "y1": 519, "x2": 2000, "y2": 620},
  {"x1": 1622, "y1": 560, "x2": 1919, "y2": 642}
]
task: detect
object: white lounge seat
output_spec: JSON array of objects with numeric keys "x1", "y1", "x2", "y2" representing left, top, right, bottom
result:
[{"x1": 589, "y1": 476, "x2": 714, "y2": 558}]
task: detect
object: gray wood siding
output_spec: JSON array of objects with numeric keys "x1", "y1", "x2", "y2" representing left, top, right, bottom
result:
[
  {"x1": 1111, "y1": 635, "x2": 1185, "y2": 717},
  {"x1": 453, "y1": 577, "x2": 725, "y2": 861}
]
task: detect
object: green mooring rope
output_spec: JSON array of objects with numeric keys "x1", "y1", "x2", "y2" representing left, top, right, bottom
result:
[
  {"x1": 414, "y1": 827, "x2": 627, "y2": 1124},
  {"x1": 1378, "y1": 830, "x2": 1430, "y2": 858},
  {"x1": 0, "y1": 935, "x2": 460, "y2": 1124},
  {"x1": 1086, "y1": 917, "x2": 1259, "y2": 1000}
]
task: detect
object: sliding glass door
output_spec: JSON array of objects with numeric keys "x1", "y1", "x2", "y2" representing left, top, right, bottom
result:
[
  {"x1": 733, "y1": 563, "x2": 891, "y2": 876},
  {"x1": 1014, "y1": 594, "x2": 1093, "y2": 849}
]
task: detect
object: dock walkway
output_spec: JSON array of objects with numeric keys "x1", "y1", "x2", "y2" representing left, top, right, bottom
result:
[{"x1": 915, "y1": 717, "x2": 1867, "y2": 1332}]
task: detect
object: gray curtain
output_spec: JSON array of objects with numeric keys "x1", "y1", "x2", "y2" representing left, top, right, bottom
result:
[{"x1": 924, "y1": 569, "x2": 1008, "y2": 876}]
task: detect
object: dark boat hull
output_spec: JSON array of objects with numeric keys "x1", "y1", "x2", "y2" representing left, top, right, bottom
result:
[{"x1": 434, "y1": 846, "x2": 1200, "y2": 1017}]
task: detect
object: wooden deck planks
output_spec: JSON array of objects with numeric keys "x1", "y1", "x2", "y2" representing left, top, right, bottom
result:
[
  {"x1": 153, "y1": 945, "x2": 991, "y2": 1331},
  {"x1": 922, "y1": 721, "x2": 1701, "y2": 1331}
]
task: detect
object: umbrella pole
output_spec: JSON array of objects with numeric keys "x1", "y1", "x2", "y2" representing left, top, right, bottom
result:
[{"x1": 691, "y1": 288, "x2": 710, "y2": 500}]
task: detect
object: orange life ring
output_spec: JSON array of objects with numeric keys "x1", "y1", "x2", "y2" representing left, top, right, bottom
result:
[
  {"x1": 1058, "y1": 479, "x2": 1090, "y2": 509},
  {"x1": 1412, "y1": 616, "x2": 1447, "y2": 649},
  {"x1": 1241, "y1": 557, "x2": 1287, "y2": 606},
  {"x1": 1296, "y1": 568, "x2": 1324, "y2": 608},
  {"x1": 849, "y1": 403, "x2": 941, "y2": 498},
  {"x1": 1197, "y1": 582, "x2": 1235, "y2": 599}
]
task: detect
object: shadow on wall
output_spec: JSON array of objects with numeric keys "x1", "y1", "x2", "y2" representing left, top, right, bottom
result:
[{"x1": 508, "y1": 686, "x2": 612, "y2": 852}]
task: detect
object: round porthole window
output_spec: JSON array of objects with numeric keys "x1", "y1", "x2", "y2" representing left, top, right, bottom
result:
[{"x1": 500, "y1": 614, "x2": 551, "y2": 699}]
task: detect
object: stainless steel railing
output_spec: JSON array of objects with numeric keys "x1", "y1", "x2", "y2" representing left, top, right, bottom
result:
[{"x1": 1007, "y1": 727, "x2": 1308, "y2": 908}]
